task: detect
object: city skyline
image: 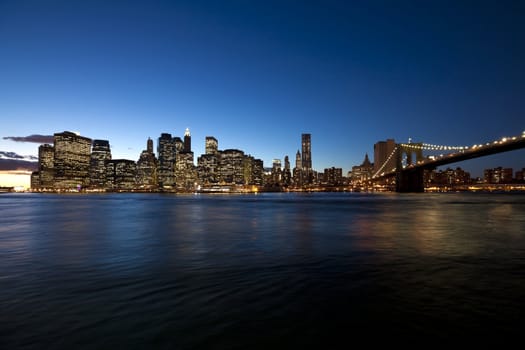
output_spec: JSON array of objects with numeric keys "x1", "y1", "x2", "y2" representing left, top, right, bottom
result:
[
  {"x1": 21, "y1": 128, "x2": 525, "y2": 193},
  {"x1": 1, "y1": 0, "x2": 525, "y2": 179}
]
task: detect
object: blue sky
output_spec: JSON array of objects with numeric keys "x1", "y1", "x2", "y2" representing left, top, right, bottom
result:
[{"x1": 1, "y1": 0, "x2": 524, "y2": 176}]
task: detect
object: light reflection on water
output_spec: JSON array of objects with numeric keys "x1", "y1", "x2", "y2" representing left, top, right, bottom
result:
[{"x1": 1, "y1": 192, "x2": 525, "y2": 347}]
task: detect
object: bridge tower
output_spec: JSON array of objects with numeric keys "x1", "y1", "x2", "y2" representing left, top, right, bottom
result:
[{"x1": 395, "y1": 143, "x2": 426, "y2": 192}]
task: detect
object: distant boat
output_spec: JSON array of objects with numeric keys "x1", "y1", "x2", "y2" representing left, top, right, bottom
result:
[{"x1": 0, "y1": 187, "x2": 14, "y2": 193}]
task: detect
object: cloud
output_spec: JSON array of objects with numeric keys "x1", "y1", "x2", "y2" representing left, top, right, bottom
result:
[
  {"x1": 3, "y1": 134, "x2": 54, "y2": 144},
  {"x1": 0, "y1": 159, "x2": 38, "y2": 171}
]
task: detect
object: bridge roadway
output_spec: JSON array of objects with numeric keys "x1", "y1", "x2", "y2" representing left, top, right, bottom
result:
[{"x1": 374, "y1": 134, "x2": 525, "y2": 192}]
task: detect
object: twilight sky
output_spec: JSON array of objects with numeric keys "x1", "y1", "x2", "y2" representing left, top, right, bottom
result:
[{"x1": 1, "y1": 0, "x2": 524, "y2": 176}]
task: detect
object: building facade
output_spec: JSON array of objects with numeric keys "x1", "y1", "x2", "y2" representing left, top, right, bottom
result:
[
  {"x1": 89, "y1": 139, "x2": 111, "y2": 189},
  {"x1": 157, "y1": 133, "x2": 175, "y2": 188},
  {"x1": 350, "y1": 153, "x2": 373, "y2": 184},
  {"x1": 373, "y1": 139, "x2": 396, "y2": 175},
  {"x1": 106, "y1": 159, "x2": 136, "y2": 190},
  {"x1": 205, "y1": 136, "x2": 218, "y2": 155},
  {"x1": 220, "y1": 149, "x2": 245, "y2": 184},
  {"x1": 323, "y1": 167, "x2": 343, "y2": 186},
  {"x1": 53, "y1": 131, "x2": 92, "y2": 189},
  {"x1": 301, "y1": 133, "x2": 313, "y2": 184},
  {"x1": 484, "y1": 167, "x2": 513, "y2": 184},
  {"x1": 38, "y1": 144, "x2": 55, "y2": 188},
  {"x1": 136, "y1": 138, "x2": 158, "y2": 189},
  {"x1": 175, "y1": 151, "x2": 195, "y2": 191}
]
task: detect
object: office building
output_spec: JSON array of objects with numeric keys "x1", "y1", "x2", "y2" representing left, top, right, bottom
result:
[
  {"x1": 53, "y1": 131, "x2": 92, "y2": 189},
  {"x1": 205, "y1": 136, "x2": 218, "y2": 155},
  {"x1": 173, "y1": 137, "x2": 184, "y2": 153},
  {"x1": 38, "y1": 144, "x2": 55, "y2": 188},
  {"x1": 175, "y1": 151, "x2": 195, "y2": 191},
  {"x1": 301, "y1": 133, "x2": 312, "y2": 183},
  {"x1": 271, "y1": 158, "x2": 282, "y2": 184},
  {"x1": 283, "y1": 155, "x2": 291, "y2": 186},
  {"x1": 373, "y1": 139, "x2": 396, "y2": 175},
  {"x1": 157, "y1": 133, "x2": 175, "y2": 188},
  {"x1": 350, "y1": 154, "x2": 373, "y2": 184},
  {"x1": 293, "y1": 150, "x2": 302, "y2": 186},
  {"x1": 106, "y1": 159, "x2": 136, "y2": 190},
  {"x1": 252, "y1": 158, "x2": 264, "y2": 186},
  {"x1": 220, "y1": 149, "x2": 245, "y2": 184},
  {"x1": 90, "y1": 139, "x2": 111, "y2": 189},
  {"x1": 484, "y1": 167, "x2": 513, "y2": 184},
  {"x1": 136, "y1": 138, "x2": 158, "y2": 189},
  {"x1": 197, "y1": 153, "x2": 220, "y2": 184}
]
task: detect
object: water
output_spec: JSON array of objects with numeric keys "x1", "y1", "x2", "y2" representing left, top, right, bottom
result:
[{"x1": 1, "y1": 192, "x2": 525, "y2": 347}]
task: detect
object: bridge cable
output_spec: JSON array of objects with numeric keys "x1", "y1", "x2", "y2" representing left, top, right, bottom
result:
[{"x1": 372, "y1": 146, "x2": 398, "y2": 178}]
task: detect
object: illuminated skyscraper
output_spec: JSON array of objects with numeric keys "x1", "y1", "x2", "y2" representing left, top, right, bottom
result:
[
  {"x1": 106, "y1": 159, "x2": 136, "y2": 190},
  {"x1": 252, "y1": 158, "x2": 264, "y2": 186},
  {"x1": 184, "y1": 128, "x2": 191, "y2": 153},
  {"x1": 293, "y1": 150, "x2": 303, "y2": 186},
  {"x1": 38, "y1": 144, "x2": 55, "y2": 188},
  {"x1": 301, "y1": 133, "x2": 312, "y2": 184},
  {"x1": 220, "y1": 149, "x2": 245, "y2": 184},
  {"x1": 136, "y1": 138, "x2": 158, "y2": 189},
  {"x1": 323, "y1": 167, "x2": 343, "y2": 186},
  {"x1": 90, "y1": 139, "x2": 111, "y2": 189},
  {"x1": 53, "y1": 131, "x2": 92, "y2": 189},
  {"x1": 295, "y1": 150, "x2": 302, "y2": 170},
  {"x1": 198, "y1": 136, "x2": 220, "y2": 185},
  {"x1": 157, "y1": 133, "x2": 175, "y2": 188},
  {"x1": 175, "y1": 128, "x2": 195, "y2": 191},
  {"x1": 205, "y1": 136, "x2": 218, "y2": 155},
  {"x1": 272, "y1": 158, "x2": 282, "y2": 184},
  {"x1": 283, "y1": 155, "x2": 291, "y2": 186},
  {"x1": 197, "y1": 153, "x2": 219, "y2": 184}
]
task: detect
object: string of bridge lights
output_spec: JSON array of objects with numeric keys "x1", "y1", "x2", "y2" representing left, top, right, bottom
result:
[
  {"x1": 372, "y1": 146, "x2": 398, "y2": 178},
  {"x1": 370, "y1": 133, "x2": 525, "y2": 179},
  {"x1": 399, "y1": 143, "x2": 468, "y2": 151}
]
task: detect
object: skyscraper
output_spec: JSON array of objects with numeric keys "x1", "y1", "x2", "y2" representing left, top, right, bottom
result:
[
  {"x1": 184, "y1": 128, "x2": 191, "y2": 153},
  {"x1": 38, "y1": 144, "x2": 54, "y2": 188},
  {"x1": 90, "y1": 139, "x2": 111, "y2": 189},
  {"x1": 53, "y1": 131, "x2": 92, "y2": 189},
  {"x1": 295, "y1": 150, "x2": 302, "y2": 170},
  {"x1": 373, "y1": 139, "x2": 396, "y2": 175},
  {"x1": 147, "y1": 137, "x2": 153, "y2": 154},
  {"x1": 293, "y1": 150, "x2": 303, "y2": 186},
  {"x1": 198, "y1": 136, "x2": 220, "y2": 185},
  {"x1": 283, "y1": 155, "x2": 291, "y2": 186},
  {"x1": 205, "y1": 136, "x2": 218, "y2": 155},
  {"x1": 173, "y1": 137, "x2": 184, "y2": 153},
  {"x1": 106, "y1": 159, "x2": 136, "y2": 190},
  {"x1": 301, "y1": 133, "x2": 312, "y2": 184},
  {"x1": 272, "y1": 158, "x2": 282, "y2": 184},
  {"x1": 157, "y1": 133, "x2": 175, "y2": 188},
  {"x1": 136, "y1": 138, "x2": 158, "y2": 189},
  {"x1": 220, "y1": 149, "x2": 245, "y2": 184}
]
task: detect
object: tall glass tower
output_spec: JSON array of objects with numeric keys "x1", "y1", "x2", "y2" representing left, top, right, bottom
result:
[{"x1": 301, "y1": 133, "x2": 312, "y2": 184}]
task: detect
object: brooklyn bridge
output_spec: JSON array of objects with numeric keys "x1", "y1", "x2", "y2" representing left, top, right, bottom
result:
[{"x1": 371, "y1": 132, "x2": 525, "y2": 192}]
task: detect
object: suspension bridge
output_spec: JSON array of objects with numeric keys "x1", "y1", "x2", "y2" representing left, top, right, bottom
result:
[{"x1": 371, "y1": 131, "x2": 525, "y2": 192}]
